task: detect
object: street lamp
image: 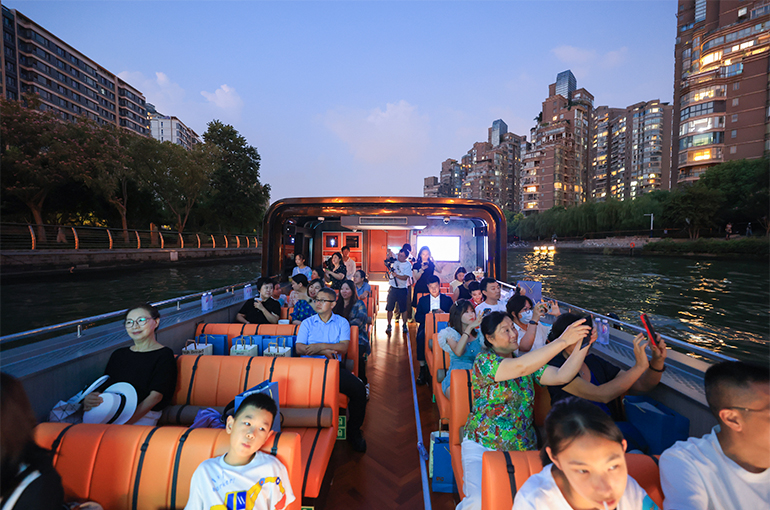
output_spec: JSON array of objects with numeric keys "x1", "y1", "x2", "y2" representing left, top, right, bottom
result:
[{"x1": 644, "y1": 213, "x2": 654, "y2": 238}]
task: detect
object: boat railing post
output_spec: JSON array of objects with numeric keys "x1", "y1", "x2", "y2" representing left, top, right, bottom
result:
[{"x1": 77, "y1": 324, "x2": 82, "y2": 338}]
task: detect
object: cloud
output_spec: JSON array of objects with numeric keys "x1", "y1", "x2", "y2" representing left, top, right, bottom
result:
[
  {"x1": 550, "y1": 45, "x2": 629, "y2": 78},
  {"x1": 323, "y1": 100, "x2": 430, "y2": 166},
  {"x1": 116, "y1": 71, "x2": 244, "y2": 132},
  {"x1": 200, "y1": 84, "x2": 244, "y2": 114}
]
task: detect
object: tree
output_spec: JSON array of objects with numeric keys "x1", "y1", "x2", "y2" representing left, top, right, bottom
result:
[
  {"x1": 136, "y1": 139, "x2": 216, "y2": 233},
  {"x1": 201, "y1": 120, "x2": 270, "y2": 233},
  {"x1": 0, "y1": 94, "x2": 99, "y2": 240},
  {"x1": 664, "y1": 184, "x2": 724, "y2": 239}
]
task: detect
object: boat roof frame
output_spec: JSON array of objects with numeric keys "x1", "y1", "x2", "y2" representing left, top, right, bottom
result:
[{"x1": 262, "y1": 196, "x2": 507, "y2": 280}]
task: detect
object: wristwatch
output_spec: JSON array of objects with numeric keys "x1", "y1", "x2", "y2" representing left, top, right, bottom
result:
[{"x1": 529, "y1": 320, "x2": 539, "y2": 325}]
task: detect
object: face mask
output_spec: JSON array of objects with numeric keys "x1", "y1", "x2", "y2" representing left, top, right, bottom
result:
[{"x1": 520, "y1": 310, "x2": 533, "y2": 322}]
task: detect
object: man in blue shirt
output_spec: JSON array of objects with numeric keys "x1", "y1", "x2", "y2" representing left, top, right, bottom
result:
[{"x1": 296, "y1": 288, "x2": 367, "y2": 452}]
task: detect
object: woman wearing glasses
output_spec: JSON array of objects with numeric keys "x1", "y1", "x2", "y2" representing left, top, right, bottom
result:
[{"x1": 82, "y1": 303, "x2": 177, "y2": 426}]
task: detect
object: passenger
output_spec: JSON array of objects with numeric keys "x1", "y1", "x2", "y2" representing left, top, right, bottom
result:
[
  {"x1": 513, "y1": 397, "x2": 660, "y2": 510},
  {"x1": 311, "y1": 266, "x2": 324, "y2": 281},
  {"x1": 457, "y1": 311, "x2": 591, "y2": 510},
  {"x1": 507, "y1": 295, "x2": 562, "y2": 353},
  {"x1": 184, "y1": 393, "x2": 294, "y2": 510},
  {"x1": 236, "y1": 277, "x2": 281, "y2": 325},
  {"x1": 353, "y1": 270, "x2": 371, "y2": 301},
  {"x1": 474, "y1": 277, "x2": 505, "y2": 316},
  {"x1": 453, "y1": 272, "x2": 476, "y2": 302},
  {"x1": 83, "y1": 303, "x2": 177, "y2": 426},
  {"x1": 291, "y1": 276, "x2": 320, "y2": 325},
  {"x1": 450, "y1": 267, "x2": 467, "y2": 294},
  {"x1": 545, "y1": 313, "x2": 666, "y2": 425},
  {"x1": 288, "y1": 274, "x2": 308, "y2": 307},
  {"x1": 402, "y1": 243, "x2": 414, "y2": 320},
  {"x1": 414, "y1": 275, "x2": 453, "y2": 385},
  {"x1": 437, "y1": 299, "x2": 483, "y2": 398},
  {"x1": 271, "y1": 280, "x2": 288, "y2": 308},
  {"x1": 291, "y1": 253, "x2": 312, "y2": 280},
  {"x1": 659, "y1": 361, "x2": 769, "y2": 510},
  {"x1": 385, "y1": 248, "x2": 412, "y2": 335},
  {"x1": 324, "y1": 252, "x2": 347, "y2": 291},
  {"x1": 333, "y1": 280, "x2": 371, "y2": 392},
  {"x1": 296, "y1": 288, "x2": 367, "y2": 452},
  {"x1": 468, "y1": 281, "x2": 483, "y2": 307},
  {"x1": 1, "y1": 372, "x2": 66, "y2": 509},
  {"x1": 412, "y1": 246, "x2": 436, "y2": 309},
  {"x1": 341, "y1": 246, "x2": 357, "y2": 279}
]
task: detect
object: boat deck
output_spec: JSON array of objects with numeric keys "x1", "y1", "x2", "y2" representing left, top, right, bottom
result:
[{"x1": 322, "y1": 315, "x2": 457, "y2": 509}]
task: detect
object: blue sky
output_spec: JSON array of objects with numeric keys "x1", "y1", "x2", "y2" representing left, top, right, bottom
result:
[{"x1": 11, "y1": 1, "x2": 677, "y2": 201}]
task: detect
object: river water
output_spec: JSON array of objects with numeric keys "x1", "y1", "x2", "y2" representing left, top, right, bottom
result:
[{"x1": 1, "y1": 253, "x2": 767, "y2": 362}]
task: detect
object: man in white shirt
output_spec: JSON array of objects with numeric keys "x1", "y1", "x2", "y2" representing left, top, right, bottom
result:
[
  {"x1": 385, "y1": 248, "x2": 412, "y2": 334},
  {"x1": 659, "y1": 361, "x2": 770, "y2": 509},
  {"x1": 474, "y1": 277, "x2": 506, "y2": 316},
  {"x1": 341, "y1": 246, "x2": 356, "y2": 279},
  {"x1": 414, "y1": 275, "x2": 452, "y2": 385}
]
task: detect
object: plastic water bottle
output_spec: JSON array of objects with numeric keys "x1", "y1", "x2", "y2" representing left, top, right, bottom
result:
[
  {"x1": 597, "y1": 319, "x2": 610, "y2": 345},
  {"x1": 201, "y1": 292, "x2": 208, "y2": 311}
]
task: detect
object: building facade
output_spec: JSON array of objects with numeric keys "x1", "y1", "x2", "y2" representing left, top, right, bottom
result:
[
  {"x1": 1, "y1": 6, "x2": 148, "y2": 136},
  {"x1": 147, "y1": 103, "x2": 201, "y2": 150},
  {"x1": 423, "y1": 176, "x2": 440, "y2": 197},
  {"x1": 591, "y1": 100, "x2": 673, "y2": 201},
  {"x1": 521, "y1": 71, "x2": 593, "y2": 215},
  {"x1": 673, "y1": 0, "x2": 769, "y2": 184}
]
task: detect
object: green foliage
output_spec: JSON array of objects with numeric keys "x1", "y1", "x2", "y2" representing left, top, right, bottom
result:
[
  {"x1": 644, "y1": 237, "x2": 769, "y2": 258},
  {"x1": 663, "y1": 184, "x2": 724, "y2": 240},
  {"x1": 201, "y1": 120, "x2": 270, "y2": 234}
]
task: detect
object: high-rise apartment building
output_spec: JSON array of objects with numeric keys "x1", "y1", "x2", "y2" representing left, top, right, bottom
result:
[
  {"x1": 423, "y1": 176, "x2": 440, "y2": 197},
  {"x1": 591, "y1": 100, "x2": 673, "y2": 201},
  {"x1": 673, "y1": 0, "x2": 769, "y2": 184},
  {"x1": 439, "y1": 159, "x2": 465, "y2": 197},
  {"x1": 147, "y1": 103, "x2": 201, "y2": 151},
  {"x1": 521, "y1": 71, "x2": 593, "y2": 215},
  {"x1": 1, "y1": 6, "x2": 149, "y2": 136}
]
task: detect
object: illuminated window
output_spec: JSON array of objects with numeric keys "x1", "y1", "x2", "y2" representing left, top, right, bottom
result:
[{"x1": 702, "y1": 51, "x2": 722, "y2": 66}]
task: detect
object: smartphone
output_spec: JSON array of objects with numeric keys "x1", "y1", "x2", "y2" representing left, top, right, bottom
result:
[
  {"x1": 580, "y1": 315, "x2": 593, "y2": 349},
  {"x1": 640, "y1": 313, "x2": 659, "y2": 348}
]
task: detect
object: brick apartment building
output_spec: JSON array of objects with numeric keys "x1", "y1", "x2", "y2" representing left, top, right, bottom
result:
[{"x1": 673, "y1": 0, "x2": 770, "y2": 184}]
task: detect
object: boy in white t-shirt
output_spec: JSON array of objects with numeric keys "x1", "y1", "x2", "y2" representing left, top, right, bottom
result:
[
  {"x1": 659, "y1": 361, "x2": 769, "y2": 510},
  {"x1": 474, "y1": 278, "x2": 506, "y2": 316},
  {"x1": 185, "y1": 393, "x2": 295, "y2": 510}
]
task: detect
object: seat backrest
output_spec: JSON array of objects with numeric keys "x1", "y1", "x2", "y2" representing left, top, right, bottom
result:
[
  {"x1": 425, "y1": 312, "x2": 450, "y2": 340},
  {"x1": 35, "y1": 423, "x2": 302, "y2": 510},
  {"x1": 480, "y1": 451, "x2": 664, "y2": 510},
  {"x1": 280, "y1": 307, "x2": 289, "y2": 320},
  {"x1": 433, "y1": 333, "x2": 451, "y2": 383},
  {"x1": 450, "y1": 369, "x2": 473, "y2": 448},
  {"x1": 344, "y1": 326, "x2": 359, "y2": 375},
  {"x1": 173, "y1": 355, "x2": 340, "y2": 417}
]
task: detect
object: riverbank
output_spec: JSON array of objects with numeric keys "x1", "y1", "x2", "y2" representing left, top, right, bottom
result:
[{"x1": 0, "y1": 246, "x2": 262, "y2": 278}]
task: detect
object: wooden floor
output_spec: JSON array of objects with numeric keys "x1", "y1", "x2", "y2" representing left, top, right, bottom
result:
[{"x1": 320, "y1": 316, "x2": 458, "y2": 510}]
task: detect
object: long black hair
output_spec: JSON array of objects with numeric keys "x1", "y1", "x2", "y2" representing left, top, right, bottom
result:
[
  {"x1": 333, "y1": 280, "x2": 359, "y2": 319},
  {"x1": 541, "y1": 397, "x2": 624, "y2": 468},
  {"x1": 448, "y1": 299, "x2": 476, "y2": 336},
  {"x1": 506, "y1": 295, "x2": 534, "y2": 320}
]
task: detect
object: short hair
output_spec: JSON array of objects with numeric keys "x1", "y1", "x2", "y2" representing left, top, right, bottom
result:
[
  {"x1": 235, "y1": 392, "x2": 278, "y2": 421},
  {"x1": 506, "y1": 295, "x2": 534, "y2": 318},
  {"x1": 124, "y1": 303, "x2": 161, "y2": 331},
  {"x1": 547, "y1": 313, "x2": 592, "y2": 343},
  {"x1": 480, "y1": 311, "x2": 509, "y2": 349},
  {"x1": 402, "y1": 243, "x2": 412, "y2": 252},
  {"x1": 449, "y1": 299, "x2": 475, "y2": 335},
  {"x1": 308, "y1": 278, "x2": 325, "y2": 289},
  {"x1": 398, "y1": 248, "x2": 409, "y2": 256},
  {"x1": 480, "y1": 277, "x2": 497, "y2": 294},
  {"x1": 454, "y1": 267, "x2": 467, "y2": 279},
  {"x1": 704, "y1": 361, "x2": 769, "y2": 419},
  {"x1": 426, "y1": 275, "x2": 440, "y2": 286},
  {"x1": 317, "y1": 287, "x2": 336, "y2": 300},
  {"x1": 341, "y1": 246, "x2": 351, "y2": 253},
  {"x1": 541, "y1": 397, "x2": 624, "y2": 467},
  {"x1": 463, "y1": 273, "x2": 476, "y2": 283},
  {"x1": 256, "y1": 276, "x2": 275, "y2": 291},
  {"x1": 294, "y1": 253, "x2": 306, "y2": 262},
  {"x1": 291, "y1": 274, "x2": 308, "y2": 287},
  {"x1": 468, "y1": 281, "x2": 481, "y2": 293}
]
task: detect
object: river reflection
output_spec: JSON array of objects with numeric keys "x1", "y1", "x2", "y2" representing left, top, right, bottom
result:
[{"x1": 507, "y1": 252, "x2": 769, "y2": 362}]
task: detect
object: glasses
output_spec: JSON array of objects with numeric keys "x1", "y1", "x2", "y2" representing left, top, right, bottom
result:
[
  {"x1": 125, "y1": 317, "x2": 152, "y2": 328},
  {"x1": 724, "y1": 405, "x2": 770, "y2": 413},
  {"x1": 313, "y1": 299, "x2": 336, "y2": 304}
]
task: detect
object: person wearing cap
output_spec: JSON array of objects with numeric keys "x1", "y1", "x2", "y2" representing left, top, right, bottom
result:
[{"x1": 83, "y1": 303, "x2": 177, "y2": 426}]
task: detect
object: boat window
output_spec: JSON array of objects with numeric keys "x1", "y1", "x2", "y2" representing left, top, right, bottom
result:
[{"x1": 416, "y1": 235, "x2": 461, "y2": 262}]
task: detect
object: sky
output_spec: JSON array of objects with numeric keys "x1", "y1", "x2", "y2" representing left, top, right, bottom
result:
[{"x1": 10, "y1": 0, "x2": 677, "y2": 202}]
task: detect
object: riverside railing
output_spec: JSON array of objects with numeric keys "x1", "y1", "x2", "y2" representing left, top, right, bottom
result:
[
  {"x1": 0, "y1": 280, "x2": 256, "y2": 349},
  {"x1": 0, "y1": 223, "x2": 259, "y2": 251},
  {"x1": 497, "y1": 280, "x2": 737, "y2": 364}
]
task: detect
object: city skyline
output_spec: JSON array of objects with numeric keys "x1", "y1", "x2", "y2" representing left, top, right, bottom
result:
[{"x1": 7, "y1": 1, "x2": 677, "y2": 201}]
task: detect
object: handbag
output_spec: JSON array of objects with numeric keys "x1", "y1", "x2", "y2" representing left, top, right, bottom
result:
[
  {"x1": 623, "y1": 395, "x2": 690, "y2": 455},
  {"x1": 49, "y1": 375, "x2": 110, "y2": 423},
  {"x1": 263, "y1": 339, "x2": 292, "y2": 358},
  {"x1": 429, "y1": 418, "x2": 456, "y2": 493},
  {"x1": 182, "y1": 337, "x2": 214, "y2": 356},
  {"x1": 230, "y1": 335, "x2": 261, "y2": 357}
]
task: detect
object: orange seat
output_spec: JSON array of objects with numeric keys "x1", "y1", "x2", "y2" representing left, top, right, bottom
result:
[
  {"x1": 280, "y1": 307, "x2": 289, "y2": 320},
  {"x1": 431, "y1": 333, "x2": 452, "y2": 420},
  {"x1": 481, "y1": 450, "x2": 664, "y2": 510},
  {"x1": 35, "y1": 423, "x2": 302, "y2": 510},
  {"x1": 424, "y1": 312, "x2": 449, "y2": 381},
  {"x1": 450, "y1": 369, "x2": 473, "y2": 499},
  {"x1": 172, "y1": 355, "x2": 339, "y2": 499},
  {"x1": 194, "y1": 323, "x2": 302, "y2": 350}
]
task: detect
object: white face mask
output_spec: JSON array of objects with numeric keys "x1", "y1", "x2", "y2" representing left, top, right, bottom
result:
[{"x1": 520, "y1": 309, "x2": 534, "y2": 322}]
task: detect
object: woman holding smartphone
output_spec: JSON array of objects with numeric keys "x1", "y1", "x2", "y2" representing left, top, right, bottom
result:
[{"x1": 411, "y1": 246, "x2": 436, "y2": 308}]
